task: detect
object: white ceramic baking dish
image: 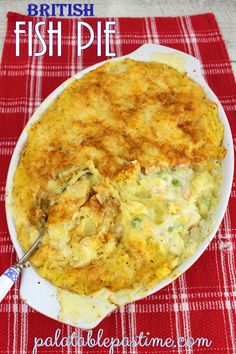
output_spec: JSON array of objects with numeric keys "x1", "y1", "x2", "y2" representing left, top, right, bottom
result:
[{"x1": 5, "y1": 43, "x2": 234, "y2": 329}]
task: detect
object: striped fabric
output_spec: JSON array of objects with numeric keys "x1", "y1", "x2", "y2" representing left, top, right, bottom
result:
[{"x1": 0, "y1": 11, "x2": 236, "y2": 354}]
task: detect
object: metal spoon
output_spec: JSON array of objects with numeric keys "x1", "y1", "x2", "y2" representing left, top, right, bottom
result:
[
  {"x1": 0, "y1": 169, "x2": 91, "y2": 302},
  {"x1": 0, "y1": 225, "x2": 46, "y2": 302}
]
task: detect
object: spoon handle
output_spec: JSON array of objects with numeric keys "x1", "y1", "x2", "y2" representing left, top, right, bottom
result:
[
  {"x1": 0, "y1": 228, "x2": 45, "y2": 303},
  {"x1": 0, "y1": 265, "x2": 22, "y2": 302}
]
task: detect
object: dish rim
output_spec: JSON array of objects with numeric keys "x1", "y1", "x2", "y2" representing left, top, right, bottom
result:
[{"x1": 5, "y1": 43, "x2": 234, "y2": 329}]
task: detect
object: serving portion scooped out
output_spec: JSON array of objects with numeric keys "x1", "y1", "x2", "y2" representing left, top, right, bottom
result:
[{"x1": 11, "y1": 59, "x2": 225, "y2": 307}]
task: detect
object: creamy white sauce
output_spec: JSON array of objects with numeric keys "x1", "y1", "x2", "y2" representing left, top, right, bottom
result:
[
  {"x1": 150, "y1": 52, "x2": 186, "y2": 73},
  {"x1": 56, "y1": 162, "x2": 221, "y2": 327},
  {"x1": 57, "y1": 285, "x2": 147, "y2": 326},
  {"x1": 57, "y1": 288, "x2": 116, "y2": 326}
]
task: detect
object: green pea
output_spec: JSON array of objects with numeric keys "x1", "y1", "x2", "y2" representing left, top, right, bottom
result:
[
  {"x1": 172, "y1": 178, "x2": 181, "y2": 187},
  {"x1": 131, "y1": 217, "x2": 142, "y2": 228},
  {"x1": 202, "y1": 196, "x2": 212, "y2": 207},
  {"x1": 156, "y1": 171, "x2": 165, "y2": 178}
]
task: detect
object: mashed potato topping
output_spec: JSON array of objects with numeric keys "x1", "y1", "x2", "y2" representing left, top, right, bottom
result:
[{"x1": 11, "y1": 59, "x2": 225, "y2": 300}]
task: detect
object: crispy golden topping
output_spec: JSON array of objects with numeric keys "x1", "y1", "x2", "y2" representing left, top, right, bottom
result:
[{"x1": 12, "y1": 59, "x2": 225, "y2": 295}]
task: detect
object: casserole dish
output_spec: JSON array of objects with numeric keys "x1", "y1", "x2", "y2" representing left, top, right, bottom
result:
[{"x1": 5, "y1": 43, "x2": 234, "y2": 329}]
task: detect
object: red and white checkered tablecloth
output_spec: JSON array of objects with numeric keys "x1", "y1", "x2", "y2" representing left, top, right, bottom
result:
[{"x1": 0, "y1": 11, "x2": 236, "y2": 354}]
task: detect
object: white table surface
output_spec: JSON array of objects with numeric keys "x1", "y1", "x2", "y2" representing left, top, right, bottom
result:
[{"x1": 0, "y1": 0, "x2": 236, "y2": 76}]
